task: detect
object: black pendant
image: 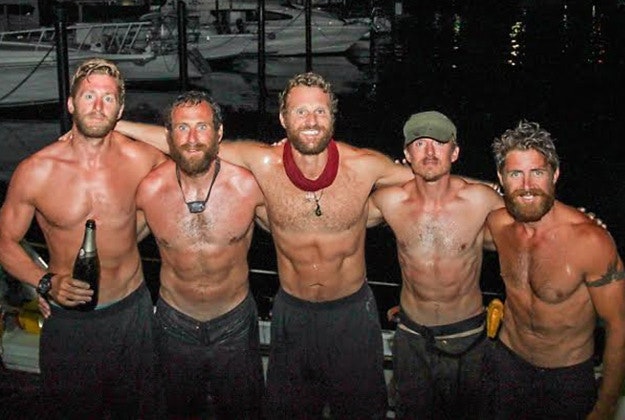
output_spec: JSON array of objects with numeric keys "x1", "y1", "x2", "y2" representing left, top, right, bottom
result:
[{"x1": 315, "y1": 203, "x2": 323, "y2": 217}]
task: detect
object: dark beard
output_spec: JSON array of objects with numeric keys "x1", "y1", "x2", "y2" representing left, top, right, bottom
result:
[
  {"x1": 504, "y1": 188, "x2": 555, "y2": 222},
  {"x1": 74, "y1": 111, "x2": 117, "y2": 138},
  {"x1": 170, "y1": 142, "x2": 219, "y2": 176},
  {"x1": 286, "y1": 125, "x2": 333, "y2": 155}
]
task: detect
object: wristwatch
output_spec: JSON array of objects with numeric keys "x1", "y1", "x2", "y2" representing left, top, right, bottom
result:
[{"x1": 35, "y1": 272, "x2": 55, "y2": 297}]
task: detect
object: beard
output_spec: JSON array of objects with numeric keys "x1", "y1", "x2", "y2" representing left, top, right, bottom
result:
[
  {"x1": 504, "y1": 187, "x2": 555, "y2": 222},
  {"x1": 170, "y1": 141, "x2": 219, "y2": 176},
  {"x1": 73, "y1": 109, "x2": 118, "y2": 138},
  {"x1": 285, "y1": 123, "x2": 334, "y2": 155}
]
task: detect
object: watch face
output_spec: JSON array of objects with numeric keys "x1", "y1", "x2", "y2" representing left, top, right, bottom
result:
[{"x1": 37, "y1": 274, "x2": 53, "y2": 296}]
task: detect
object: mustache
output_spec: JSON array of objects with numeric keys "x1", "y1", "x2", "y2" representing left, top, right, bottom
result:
[
  {"x1": 179, "y1": 143, "x2": 208, "y2": 152},
  {"x1": 509, "y1": 188, "x2": 549, "y2": 199}
]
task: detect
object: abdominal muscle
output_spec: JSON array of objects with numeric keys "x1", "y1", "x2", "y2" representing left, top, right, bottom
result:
[{"x1": 273, "y1": 228, "x2": 367, "y2": 302}]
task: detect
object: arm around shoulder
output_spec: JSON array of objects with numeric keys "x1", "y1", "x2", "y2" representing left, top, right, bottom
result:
[{"x1": 115, "y1": 119, "x2": 170, "y2": 153}]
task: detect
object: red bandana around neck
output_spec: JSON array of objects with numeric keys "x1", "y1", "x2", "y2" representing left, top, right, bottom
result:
[{"x1": 283, "y1": 139, "x2": 339, "y2": 192}]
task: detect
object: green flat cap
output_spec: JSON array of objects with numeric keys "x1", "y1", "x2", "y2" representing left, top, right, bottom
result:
[{"x1": 403, "y1": 111, "x2": 457, "y2": 147}]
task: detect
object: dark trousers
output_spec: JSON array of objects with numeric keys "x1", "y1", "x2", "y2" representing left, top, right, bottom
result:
[
  {"x1": 265, "y1": 283, "x2": 388, "y2": 419},
  {"x1": 393, "y1": 311, "x2": 487, "y2": 420},
  {"x1": 155, "y1": 292, "x2": 264, "y2": 419},
  {"x1": 480, "y1": 340, "x2": 597, "y2": 419},
  {"x1": 39, "y1": 283, "x2": 162, "y2": 419}
]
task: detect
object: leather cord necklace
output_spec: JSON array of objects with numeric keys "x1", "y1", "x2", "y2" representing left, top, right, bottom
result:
[{"x1": 176, "y1": 158, "x2": 221, "y2": 214}]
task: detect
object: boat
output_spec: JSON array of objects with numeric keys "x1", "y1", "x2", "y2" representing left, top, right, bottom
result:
[
  {"x1": 0, "y1": 20, "x2": 208, "y2": 107},
  {"x1": 158, "y1": 0, "x2": 371, "y2": 56},
  {"x1": 136, "y1": 10, "x2": 256, "y2": 62}
]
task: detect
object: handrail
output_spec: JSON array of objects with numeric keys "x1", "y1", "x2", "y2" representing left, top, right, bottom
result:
[{"x1": 0, "y1": 21, "x2": 154, "y2": 55}]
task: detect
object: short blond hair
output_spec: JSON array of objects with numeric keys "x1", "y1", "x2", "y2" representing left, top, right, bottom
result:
[
  {"x1": 70, "y1": 58, "x2": 125, "y2": 106},
  {"x1": 279, "y1": 72, "x2": 338, "y2": 117}
]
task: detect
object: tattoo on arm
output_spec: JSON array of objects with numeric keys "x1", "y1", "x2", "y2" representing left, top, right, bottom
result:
[{"x1": 586, "y1": 260, "x2": 625, "y2": 287}]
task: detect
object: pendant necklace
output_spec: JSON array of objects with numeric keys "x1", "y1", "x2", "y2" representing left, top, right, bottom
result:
[
  {"x1": 305, "y1": 190, "x2": 324, "y2": 217},
  {"x1": 176, "y1": 158, "x2": 221, "y2": 214},
  {"x1": 283, "y1": 139, "x2": 339, "y2": 217}
]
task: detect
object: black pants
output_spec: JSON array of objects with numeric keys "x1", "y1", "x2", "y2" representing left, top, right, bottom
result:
[
  {"x1": 155, "y1": 292, "x2": 264, "y2": 419},
  {"x1": 265, "y1": 282, "x2": 388, "y2": 419},
  {"x1": 393, "y1": 311, "x2": 487, "y2": 420},
  {"x1": 39, "y1": 283, "x2": 162, "y2": 419},
  {"x1": 480, "y1": 340, "x2": 597, "y2": 419}
]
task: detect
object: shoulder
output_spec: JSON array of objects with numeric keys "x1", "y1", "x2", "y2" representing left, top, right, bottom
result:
[
  {"x1": 113, "y1": 132, "x2": 165, "y2": 165},
  {"x1": 455, "y1": 177, "x2": 504, "y2": 210},
  {"x1": 337, "y1": 141, "x2": 393, "y2": 165},
  {"x1": 137, "y1": 159, "x2": 173, "y2": 199}
]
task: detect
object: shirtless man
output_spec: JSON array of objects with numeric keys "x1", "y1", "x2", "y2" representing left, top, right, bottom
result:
[
  {"x1": 368, "y1": 111, "x2": 504, "y2": 419},
  {"x1": 483, "y1": 121, "x2": 625, "y2": 419},
  {"x1": 116, "y1": 72, "x2": 414, "y2": 418},
  {"x1": 135, "y1": 91, "x2": 265, "y2": 418},
  {"x1": 0, "y1": 59, "x2": 165, "y2": 418}
]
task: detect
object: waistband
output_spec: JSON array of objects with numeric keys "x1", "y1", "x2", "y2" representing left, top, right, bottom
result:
[
  {"x1": 49, "y1": 282, "x2": 150, "y2": 320},
  {"x1": 399, "y1": 309, "x2": 485, "y2": 339},
  {"x1": 155, "y1": 291, "x2": 254, "y2": 327},
  {"x1": 497, "y1": 340, "x2": 595, "y2": 372},
  {"x1": 277, "y1": 281, "x2": 370, "y2": 311}
]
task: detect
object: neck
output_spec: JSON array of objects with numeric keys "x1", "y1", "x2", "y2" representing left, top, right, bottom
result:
[{"x1": 413, "y1": 174, "x2": 453, "y2": 202}]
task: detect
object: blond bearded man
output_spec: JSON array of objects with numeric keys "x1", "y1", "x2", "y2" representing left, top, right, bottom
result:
[{"x1": 0, "y1": 59, "x2": 166, "y2": 418}]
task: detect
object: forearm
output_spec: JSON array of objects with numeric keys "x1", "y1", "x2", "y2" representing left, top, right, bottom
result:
[
  {"x1": 115, "y1": 120, "x2": 170, "y2": 153},
  {"x1": 592, "y1": 326, "x2": 625, "y2": 417},
  {"x1": 0, "y1": 240, "x2": 48, "y2": 288}
]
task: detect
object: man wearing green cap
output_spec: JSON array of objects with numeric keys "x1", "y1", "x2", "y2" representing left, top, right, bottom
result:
[{"x1": 369, "y1": 110, "x2": 504, "y2": 419}]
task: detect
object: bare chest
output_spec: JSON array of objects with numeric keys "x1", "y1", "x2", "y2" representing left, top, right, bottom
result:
[
  {"x1": 499, "y1": 236, "x2": 583, "y2": 304},
  {"x1": 147, "y1": 185, "x2": 255, "y2": 250},
  {"x1": 38, "y1": 167, "x2": 141, "y2": 228},
  {"x1": 261, "y1": 171, "x2": 370, "y2": 232},
  {"x1": 392, "y1": 206, "x2": 484, "y2": 256}
]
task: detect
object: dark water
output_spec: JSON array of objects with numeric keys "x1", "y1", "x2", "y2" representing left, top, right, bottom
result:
[{"x1": 2, "y1": 0, "x2": 625, "y2": 328}]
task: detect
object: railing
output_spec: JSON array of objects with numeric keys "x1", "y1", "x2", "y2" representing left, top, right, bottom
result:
[{"x1": 0, "y1": 21, "x2": 155, "y2": 55}]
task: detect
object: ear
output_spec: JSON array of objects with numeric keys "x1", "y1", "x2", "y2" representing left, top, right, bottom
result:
[
  {"x1": 552, "y1": 167, "x2": 560, "y2": 184},
  {"x1": 217, "y1": 125, "x2": 224, "y2": 143},
  {"x1": 451, "y1": 144, "x2": 460, "y2": 163},
  {"x1": 279, "y1": 111, "x2": 287, "y2": 129},
  {"x1": 116, "y1": 104, "x2": 124, "y2": 121},
  {"x1": 497, "y1": 170, "x2": 504, "y2": 186},
  {"x1": 67, "y1": 97, "x2": 75, "y2": 114},
  {"x1": 403, "y1": 147, "x2": 412, "y2": 163}
]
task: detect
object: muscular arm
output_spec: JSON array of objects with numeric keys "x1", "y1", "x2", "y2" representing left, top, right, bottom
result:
[
  {"x1": 115, "y1": 120, "x2": 169, "y2": 153},
  {"x1": 366, "y1": 190, "x2": 386, "y2": 228},
  {"x1": 0, "y1": 162, "x2": 47, "y2": 287},
  {"x1": 136, "y1": 209, "x2": 151, "y2": 242},
  {"x1": 585, "y1": 249, "x2": 625, "y2": 419}
]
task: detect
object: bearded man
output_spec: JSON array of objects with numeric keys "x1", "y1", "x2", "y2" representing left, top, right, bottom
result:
[
  {"x1": 0, "y1": 58, "x2": 166, "y2": 418},
  {"x1": 135, "y1": 91, "x2": 266, "y2": 419},
  {"x1": 483, "y1": 121, "x2": 625, "y2": 419}
]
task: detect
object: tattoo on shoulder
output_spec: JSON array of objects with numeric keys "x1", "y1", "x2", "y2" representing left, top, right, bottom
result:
[{"x1": 586, "y1": 260, "x2": 625, "y2": 288}]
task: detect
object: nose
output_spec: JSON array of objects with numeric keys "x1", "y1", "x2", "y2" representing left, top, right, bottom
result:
[{"x1": 425, "y1": 141, "x2": 435, "y2": 156}]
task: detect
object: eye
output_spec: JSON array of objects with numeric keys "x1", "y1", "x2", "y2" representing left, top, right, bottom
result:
[
  {"x1": 104, "y1": 95, "x2": 115, "y2": 103},
  {"x1": 314, "y1": 108, "x2": 328, "y2": 116},
  {"x1": 85, "y1": 93, "x2": 94, "y2": 100},
  {"x1": 294, "y1": 108, "x2": 308, "y2": 117},
  {"x1": 175, "y1": 124, "x2": 188, "y2": 132}
]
